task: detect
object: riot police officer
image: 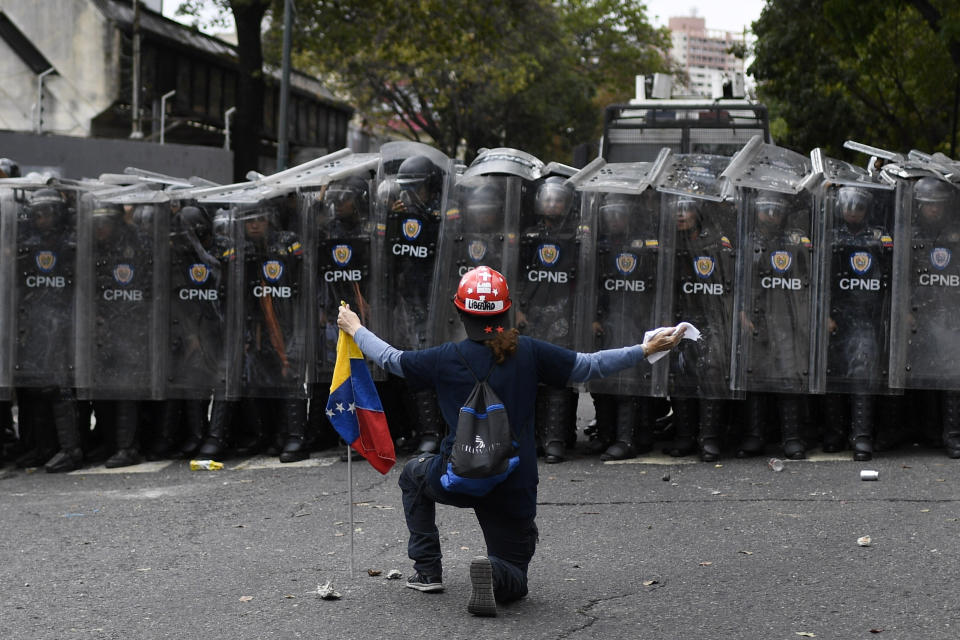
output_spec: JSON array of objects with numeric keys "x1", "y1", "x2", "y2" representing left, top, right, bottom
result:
[
  {"x1": 821, "y1": 186, "x2": 893, "y2": 461},
  {"x1": 589, "y1": 191, "x2": 660, "y2": 461},
  {"x1": 517, "y1": 177, "x2": 580, "y2": 463},
  {"x1": 310, "y1": 173, "x2": 376, "y2": 454},
  {"x1": 903, "y1": 177, "x2": 960, "y2": 457},
  {"x1": 736, "y1": 190, "x2": 811, "y2": 460},
  {"x1": 667, "y1": 196, "x2": 735, "y2": 461},
  {"x1": 383, "y1": 154, "x2": 447, "y2": 454},
  {"x1": 12, "y1": 188, "x2": 81, "y2": 471}
]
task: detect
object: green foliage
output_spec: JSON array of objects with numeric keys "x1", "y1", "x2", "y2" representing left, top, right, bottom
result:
[
  {"x1": 750, "y1": 0, "x2": 960, "y2": 159},
  {"x1": 275, "y1": 0, "x2": 671, "y2": 162}
]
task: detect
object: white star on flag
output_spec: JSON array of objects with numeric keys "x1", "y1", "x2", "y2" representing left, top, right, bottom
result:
[
  {"x1": 326, "y1": 408, "x2": 335, "y2": 418},
  {"x1": 335, "y1": 402, "x2": 345, "y2": 413},
  {"x1": 348, "y1": 403, "x2": 356, "y2": 413}
]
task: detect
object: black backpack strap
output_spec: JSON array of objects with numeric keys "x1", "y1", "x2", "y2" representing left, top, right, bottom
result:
[{"x1": 454, "y1": 344, "x2": 497, "y2": 382}]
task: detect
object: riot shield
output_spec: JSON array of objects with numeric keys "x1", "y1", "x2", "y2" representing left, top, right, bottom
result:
[
  {"x1": 305, "y1": 164, "x2": 379, "y2": 382},
  {"x1": 463, "y1": 147, "x2": 544, "y2": 181},
  {"x1": 571, "y1": 160, "x2": 671, "y2": 396},
  {"x1": 888, "y1": 173, "x2": 960, "y2": 389},
  {"x1": 223, "y1": 194, "x2": 309, "y2": 399},
  {"x1": 810, "y1": 151, "x2": 896, "y2": 395},
  {"x1": 729, "y1": 187, "x2": 820, "y2": 394},
  {"x1": 165, "y1": 203, "x2": 228, "y2": 398},
  {"x1": 75, "y1": 190, "x2": 170, "y2": 400},
  {"x1": 0, "y1": 187, "x2": 14, "y2": 399},
  {"x1": 374, "y1": 142, "x2": 454, "y2": 350},
  {"x1": 427, "y1": 172, "x2": 524, "y2": 344},
  {"x1": 513, "y1": 176, "x2": 582, "y2": 348}
]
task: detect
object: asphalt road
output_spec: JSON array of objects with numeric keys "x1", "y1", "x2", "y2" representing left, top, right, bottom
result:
[{"x1": 3, "y1": 441, "x2": 960, "y2": 640}]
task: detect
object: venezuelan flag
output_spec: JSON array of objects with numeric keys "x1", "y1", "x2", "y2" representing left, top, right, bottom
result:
[{"x1": 326, "y1": 329, "x2": 395, "y2": 474}]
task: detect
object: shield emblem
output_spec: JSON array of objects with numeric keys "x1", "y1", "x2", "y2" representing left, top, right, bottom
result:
[
  {"x1": 113, "y1": 263, "x2": 134, "y2": 285},
  {"x1": 402, "y1": 218, "x2": 422, "y2": 241},
  {"x1": 262, "y1": 260, "x2": 283, "y2": 282},
  {"x1": 35, "y1": 251, "x2": 56, "y2": 273},
  {"x1": 695, "y1": 256, "x2": 715, "y2": 279},
  {"x1": 771, "y1": 250, "x2": 792, "y2": 273},
  {"x1": 189, "y1": 263, "x2": 210, "y2": 285},
  {"x1": 616, "y1": 252, "x2": 637, "y2": 275},
  {"x1": 849, "y1": 251, "x2": 872, "y2": 275},
  {"x1": 931, "y1": 247, "x2": 952, "y2": 270},
  {"x1": 468, "y1": 240, "x2": 487, "y2": 263},
  {"x1": 538, "y1": 244, "x2": 559, "y2": 266},
  {"x1": 332, "y1": 244, "x2": 352, "y2": 266}
]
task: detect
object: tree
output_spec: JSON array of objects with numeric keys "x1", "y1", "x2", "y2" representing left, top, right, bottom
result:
[
  {"x1": 178, "y1": 0, "x2": 273, "y2": 181},
  {"x1": 750, "y1": 0, "x2": 960, "y2": 158},
  {"x1": 274, "y1": 0, "x2": 672, "y2": 162}
]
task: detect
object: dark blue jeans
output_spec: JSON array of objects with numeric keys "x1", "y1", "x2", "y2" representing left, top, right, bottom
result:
[{"x1": 398, "y1": 454, "x2": 538, "y2": 603}]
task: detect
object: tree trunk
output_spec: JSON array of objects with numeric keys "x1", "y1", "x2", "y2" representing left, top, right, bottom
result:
[{"x1": 232, "y1": 1, "x2": 271, "y2": 182}]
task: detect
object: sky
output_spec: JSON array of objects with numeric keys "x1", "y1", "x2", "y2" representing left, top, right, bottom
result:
[{"x1": 643, "y1": 0, "x2": 767, "y2": 35}]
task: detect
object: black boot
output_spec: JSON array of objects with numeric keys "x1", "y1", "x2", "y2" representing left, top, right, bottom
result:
[
  {"x1": 146, "y1": 401, "x2": 180, "y2": 461},
  {"x1": 105, "y1": 401, "x2": 142, "y2": 468},
  {"x1": 198, "y1": 400, "x2": 236, "y2": 458},
  {"x1": 15, "y1": 389, "x2": 58, "y2": 468},
  {"x1": 780, "y1": 394, "x2": 805, "y2": 460},
  {"x1": 585, "y1": 393, "x2": 616, "y2": 455},
  {"x1": 280, "y1": 399, "x2": 310, "y2": 462},
  {"x1": 178, "y1": 399, "x2": 209, "y2": 458},
  {"x1": 737, "y1": 393, "x2": 766, "y2": 458},
  {"x1": 850, "y1": 394, "x2": 875, "y2": 461},
  {"x1": 45, "y1": 396, "x2": 83, "y2": 473},
  {"x1": 663, "y1": 397, "x2": 697, "y2": 457},
  {"x1": 601, "y1": 397, "x2": 638, "y2": 461},
  {"x1": 821, "y1": 394, "x2": 847, "y2": 453},
  {"x1": 540, "y1": 387, "x2": 573, "y2": 463},
  {"x1": 698, "y1": 399, "x2": 723, "y2": 462},
  {"x1": 942, "y1": 392, "x2": 960, "y2": 459},
  {"x1": 414, "y1": 390, "x2": 443, "y2": 455}
]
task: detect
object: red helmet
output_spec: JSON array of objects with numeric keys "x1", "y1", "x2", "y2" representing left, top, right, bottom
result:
[{"x1": 453, "y1": 266, "x2": 511, "y2": 315}]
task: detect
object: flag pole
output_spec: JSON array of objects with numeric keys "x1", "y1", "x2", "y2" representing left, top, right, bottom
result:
[{"x1": 347, "y1": 445, "x2": 355, "y2": 579}]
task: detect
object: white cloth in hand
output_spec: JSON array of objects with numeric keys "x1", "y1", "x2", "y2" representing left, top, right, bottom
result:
[{"x1": 643, "y1": 322, "x2": 700, "y2": 363}]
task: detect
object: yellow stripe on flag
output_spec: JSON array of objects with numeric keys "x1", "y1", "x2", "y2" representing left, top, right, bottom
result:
[{"x1": 330, "y1": 329, "x2": 365, "y2": 392}]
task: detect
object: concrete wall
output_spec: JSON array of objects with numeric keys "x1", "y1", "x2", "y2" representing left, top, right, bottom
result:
[
  {"x1": 0, "y1": 129, "x2": 233, "y2": 183},
  {"x1": 0, "y1": 0, "x2": 116, "y2": 136}
]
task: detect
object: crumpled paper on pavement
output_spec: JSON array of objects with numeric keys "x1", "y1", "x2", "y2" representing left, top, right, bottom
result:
[{"x1": 643, "y1": 322, "x2": 701, "y2": 363}]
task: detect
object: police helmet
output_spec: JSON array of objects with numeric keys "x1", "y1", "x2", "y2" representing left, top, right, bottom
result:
[
  {"x1": 325, "y1": 175, "x2": 369, "y2": 220},
  {"x1": 836, "y1": 186, "x2": 873, "y2": 213},
  {"x1": 464, "y1": 183, "x2": 503, "y2": 230},
  {"x1": 28, "y1": 188, "x2": 66, "y2": 222},
  {"x1": 132, "y1": 204, "x2": 156, "y2": 230},
  {"x1": 914, "y1": 177, "x2": 954, "y2": 204},
  {"x1": 396, "y1": 155, "x2": 441, "y2": 194},
  {"x1": 755, "y1": 191, "x2": 790, "y2": 218},
  {"x1": 599, "y1": 192, "x2": 636, "y2": 222},
  {"x1": 534, "y1": 176, "x2": 575, "y2": 220},
  {"x1": 177, "y1": 205, "x2": 212, "y2": 239},
  {"x1": 0, "y1": 157, "x2": 21, "y2": 178},
  {"x1": 676, "y1": 195, "x2": 702, "y2": 213},
  {"x1": 91, "y1": 201, "x2": 124, "y2": 218},
  {"x1": 236, "y1": 201, "x2": 277, "y2": 224},
  {"x1": 377, "y1": 177, "x2": 400, "y2": 210}
]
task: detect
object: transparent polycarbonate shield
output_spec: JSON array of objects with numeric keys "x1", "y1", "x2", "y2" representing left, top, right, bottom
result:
[
  {"x1": 722, "y1": 136, "x2": 817, "y2": 195},
  {"x1": 463, "y1": 147, "x2": 544, "y2": 181},
  {"x1": 660, "y1": 192, "x2": 738, "y2": 399},
  {"x1": 427, "y1": 173, "x2": 523, "y2": 344},
  {"x1": 0, "y1": 189, "x2": 14, "y2": 399},
  {"x1": 304, "y1": 168, "x2": 379, "y2": 383},
  {"x1": 165, "y1": 201, "x2": 229, "y2": 398},
  {"x1": 374, "y1": 142, "x2": 454, "y2": 350},
  {"x1": 574, "y1": 184, "x2": 670, "y2": 397},
  {"x1": 811, "y1": 153, "x2": 897, "y2": 394},
  {"x1": 513, "y1": 176, "x2": 582, "y2": 349},
  {"x1": 730, "y1": 186, "x2": 820, "y2": 394},
  {"x1": 888, "y1": 174, "x2": 960, "y2": 390},
  {"x1": 656, "y1": 152, "x2": 734, "y2": 202},
  {"x1": 7, "y1": 185, "x2": 82, "y2": 389},
  {"x1": 225, "y1": 195, "x2": 310, "y2": 399},
  {"x1": 75, "y1": 190, "x2": 170, "y2": 400}
]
